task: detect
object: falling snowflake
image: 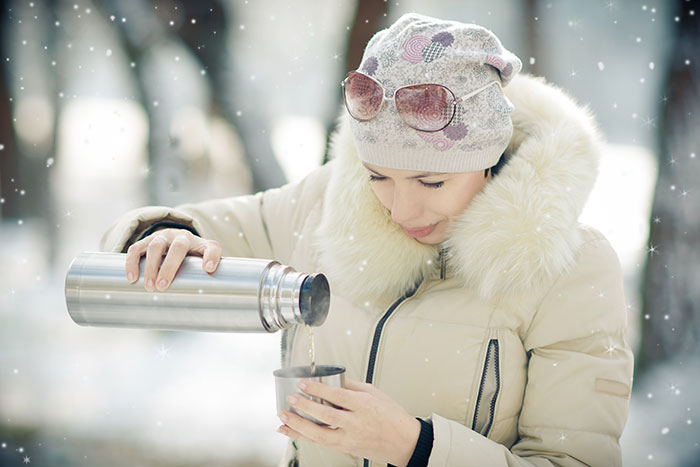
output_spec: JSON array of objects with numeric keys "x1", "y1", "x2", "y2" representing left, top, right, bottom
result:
[
  {"x1": 157, "y1": 344, "x2": 172, "y2": 358},
  {"x1": 641, "y1": 116, "x2": 656, "y2": 128}
]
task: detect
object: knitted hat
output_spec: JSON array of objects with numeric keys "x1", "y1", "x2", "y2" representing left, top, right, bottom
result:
[{"x1": 348, "y1": 13, "x2": 522, "y2": 173}]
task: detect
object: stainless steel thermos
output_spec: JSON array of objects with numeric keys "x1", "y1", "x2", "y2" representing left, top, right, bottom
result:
[{"x1": 65, "y1": 252, "x2": 330, "y2": 333}]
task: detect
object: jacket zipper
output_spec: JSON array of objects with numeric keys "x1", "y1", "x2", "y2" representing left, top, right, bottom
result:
[
  {"x1": 362, "y1": 284, "x2": 420, "y2": 467},
  {"x1": 471, "y1": 338, "x2": 501, "y2": 437},
  {"x1": 364, "y1": 284, "x2": 420, "y2": 384},
  {"x1": 439, "y1": 247, "x2": 447, "y2": 280}
]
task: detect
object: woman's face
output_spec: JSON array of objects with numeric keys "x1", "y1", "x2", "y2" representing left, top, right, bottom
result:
[{"x1": 363, "y1": 162, "x2": 491, "y2": 245}]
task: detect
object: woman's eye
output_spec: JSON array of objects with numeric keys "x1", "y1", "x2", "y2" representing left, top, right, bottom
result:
[
  {"x1": 369, "y1": 175, "x2": 387, "y2": 182},
  {"x1": 419, "y1": 180, "x2": 445, "y2": 189}
]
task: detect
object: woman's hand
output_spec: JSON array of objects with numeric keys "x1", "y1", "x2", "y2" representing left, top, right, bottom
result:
[
  {"x1": 125, "y1": 228, "x2": 223, "y2": 291},
  {"x1": 277, "y1": 378, "x2": 421, "y2": 467}
]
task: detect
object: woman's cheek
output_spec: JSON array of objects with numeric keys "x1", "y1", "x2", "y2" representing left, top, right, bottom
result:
[{"x1": 370, "y1": 183, "x2": 393, "y2": 212}]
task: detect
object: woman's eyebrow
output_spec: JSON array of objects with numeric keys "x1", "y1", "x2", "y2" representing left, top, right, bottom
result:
[{"x1": 363, "y1": 164, "x2": 385, "y2": 176}]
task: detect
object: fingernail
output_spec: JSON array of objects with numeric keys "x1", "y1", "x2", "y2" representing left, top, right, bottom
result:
[
  {"x1": 127, "y1": 272, "x2": 134, "y2": 283},
  {"x1": 279, "y1": 412, "x2": 288, "y2": 422},
  {"x1": 287, "y1": 394, "x2": 298, "y2": 405},
  {"x1": 146, "y1": 278, "x2": 154, "y2": 290},
  {"x1": 157, "y1": 279, "x2": 168, "y2": 290},
  {"x1": 297, "y1": 381, "x2": 307, "y2": 390},
  {"x1": 205, "y1": 261, "x2": 214, "y2": 272}
]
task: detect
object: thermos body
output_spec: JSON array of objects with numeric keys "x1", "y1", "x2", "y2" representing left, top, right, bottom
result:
[{"x1": 65, "y1": 252, "x2": 330, "y2": 333}]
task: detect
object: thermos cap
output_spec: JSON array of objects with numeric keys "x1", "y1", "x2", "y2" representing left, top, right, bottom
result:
[{"x1": 299, "y1": 273, "x2": 330, "y2": 327}]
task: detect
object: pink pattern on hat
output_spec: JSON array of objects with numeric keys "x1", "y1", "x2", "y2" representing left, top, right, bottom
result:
[
  {"x1": 485, "y1": 54, "x2": 507, "y2": 73},
  {"x1": 431, "y1": 31, "x2": 454, "y2": 47},
  {"x1": 443, "y1": 123, "x2": 468, "y2": 141},
  {"x1": 417, "y1": 131, "x2": 453, "y2": 151},
  {"x1": 402, "y1": 35, "x2": 431, "y2": 64}
]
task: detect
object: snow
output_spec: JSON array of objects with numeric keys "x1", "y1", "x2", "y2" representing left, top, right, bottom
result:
[{"x1": 2, "y1": 0, "x2": 697, "y2": 465}]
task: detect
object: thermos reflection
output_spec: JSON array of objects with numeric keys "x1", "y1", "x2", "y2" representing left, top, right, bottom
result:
[{"x1": 65, "y1": 252, "x2": 330, "y2": 333}]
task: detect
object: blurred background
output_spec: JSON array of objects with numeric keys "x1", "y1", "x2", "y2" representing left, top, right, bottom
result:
[{"x1": 0, "y1": 0, "x2": 698, "y2": 465}]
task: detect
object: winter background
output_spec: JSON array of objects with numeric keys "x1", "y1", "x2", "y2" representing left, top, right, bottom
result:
[{"x1": 0, "y1": 0, "x2": 698, "y2": 466}]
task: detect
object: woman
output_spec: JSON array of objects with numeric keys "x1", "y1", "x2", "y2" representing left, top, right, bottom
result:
[{"x1": 101, "y1": 13, "x2": 634, "y2": 467}]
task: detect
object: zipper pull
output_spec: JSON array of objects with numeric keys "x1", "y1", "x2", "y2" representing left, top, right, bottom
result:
[{"x1": 439, "y1": 247, "x2": 448, "y2": 280}]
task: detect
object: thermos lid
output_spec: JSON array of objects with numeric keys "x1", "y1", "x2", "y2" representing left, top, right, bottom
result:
[{"x1": 298, "y1": 273, "x2": 330, "y2": 327}]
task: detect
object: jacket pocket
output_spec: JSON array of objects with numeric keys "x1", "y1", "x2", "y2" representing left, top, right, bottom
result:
[{"x1": 472, "y1": 338, "x2": 500, "y2": 437}]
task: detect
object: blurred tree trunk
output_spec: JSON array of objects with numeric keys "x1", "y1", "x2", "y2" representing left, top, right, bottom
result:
[
  {"x1": 177, "y1": 0, "x2": 287, "y2": 192},
  {"x1": 639, "y1": 0, "x2": 700, "y2": 371},
  {"x1": 0, "y1": 33, "x2": 19, "y2": 219},
  {"x1": 525, "y1": 0, "x2": 540, "y2": 76},
  {"x1": 0, "y1": 1, "x2": 57, "y2": 249},
  {"x1": 345, "y1": 0, "x2": 388, "y2": 73},
  {"x1": 95, "y1": 0, "x2": 286, "y2": 199},
  {"x1": 321, "y1": 0, "x2": 386, "y2": 164}
]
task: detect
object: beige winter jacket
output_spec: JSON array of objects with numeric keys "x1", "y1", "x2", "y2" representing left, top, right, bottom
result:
[{"x1": 101, "y1": 75, "x2": 634, "y2": 467}]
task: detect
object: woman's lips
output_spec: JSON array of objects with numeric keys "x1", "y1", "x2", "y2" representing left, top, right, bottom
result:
[{"x1": 402, "y1": 223, "x2": 438, "y2": 238}]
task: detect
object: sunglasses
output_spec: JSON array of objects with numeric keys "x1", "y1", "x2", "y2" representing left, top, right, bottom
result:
[{"x1": 341, "y1": 70, "x2": 500, "y2": 133}]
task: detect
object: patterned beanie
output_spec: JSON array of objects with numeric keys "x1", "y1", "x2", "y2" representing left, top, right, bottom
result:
[{"x1": 348, "y1": 13, "x2": 522, "y2": 173}]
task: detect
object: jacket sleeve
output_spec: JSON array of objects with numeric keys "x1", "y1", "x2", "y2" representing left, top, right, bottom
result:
[
  {"x1": 427, "y1": 235, "x2": 634, "y2": 467},
  {"x1": 99, "y1": 162, "x2": 333, "y2": 264}
]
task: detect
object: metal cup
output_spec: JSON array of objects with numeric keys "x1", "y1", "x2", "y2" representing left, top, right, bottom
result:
[{"x1": 273, "y1": 365, "x2": 346, "y2": 426}]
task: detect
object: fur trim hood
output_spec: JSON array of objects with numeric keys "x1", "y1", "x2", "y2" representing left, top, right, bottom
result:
[{"x1": 315, "y1": 74, "x2": 603, "y2": 304}]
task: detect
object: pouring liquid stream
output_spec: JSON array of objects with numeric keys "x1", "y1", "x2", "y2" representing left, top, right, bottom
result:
[{"x1": 305, "y1": 324, "x2": 316, "y2": 376}]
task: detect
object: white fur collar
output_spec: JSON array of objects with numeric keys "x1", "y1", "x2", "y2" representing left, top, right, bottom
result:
[{"x1": 315, "y1": 74, "x2": 602, "y2": 304}]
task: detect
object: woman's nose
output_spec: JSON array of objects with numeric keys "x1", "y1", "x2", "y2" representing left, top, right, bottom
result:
[{"x1": 390, "y1": 188, "x2": 422, "y2": 225}]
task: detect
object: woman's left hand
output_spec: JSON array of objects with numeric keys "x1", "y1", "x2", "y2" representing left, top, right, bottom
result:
[{"x1": 277, "y1": 378, "x2": 421, "y2": 467}]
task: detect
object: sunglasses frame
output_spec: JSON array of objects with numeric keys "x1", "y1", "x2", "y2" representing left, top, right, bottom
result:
[
  {"x1": 341, "y1": 70, "x2": 501, "y2": 133},
  {"x1": 341, "y1": 70, "x2": 458, "y2": 133}
]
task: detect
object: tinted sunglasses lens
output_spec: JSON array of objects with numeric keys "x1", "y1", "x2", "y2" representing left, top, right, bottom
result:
[
  {"x1": 343, "y1": 73, "x2": 384, "y2": 121},
  {"x1": 395, "y1": 84, "x2": 454, "y2": 131}
]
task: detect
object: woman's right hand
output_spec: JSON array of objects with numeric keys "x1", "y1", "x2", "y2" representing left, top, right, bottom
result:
[{"x1": 125, "y1": 228, "x2": 223, "y2": 291}]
